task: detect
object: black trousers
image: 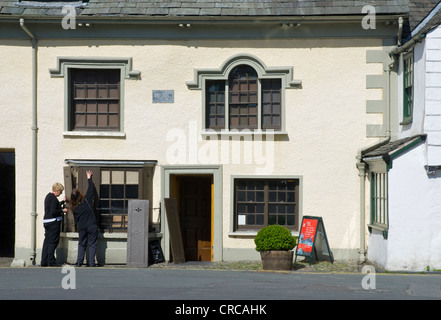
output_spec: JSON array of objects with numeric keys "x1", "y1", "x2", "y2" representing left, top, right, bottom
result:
[
  {"x1": 41, "y1": 221, "x2": 61, "y2": 266},
  {"x1": 76, "y1": 224, "x2": 98, "y2": 267}
]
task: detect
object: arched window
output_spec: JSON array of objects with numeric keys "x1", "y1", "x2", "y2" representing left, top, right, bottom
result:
[
  {"x1": 229, "y1": 65, "x2": 258, "y2": 130},
  {"x1": 205, "y1": 64, "x2": 282, "y2": 131},
  {"x1": 187, "y1": 54, "x2": 301, "y2": 133}
]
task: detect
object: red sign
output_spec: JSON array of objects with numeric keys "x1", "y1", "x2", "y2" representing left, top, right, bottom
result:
[
  {"x1": 295, "y1": 216, "x2": 334, "y2": 264},
  {"x1": 297, "y1": 218, "x2": 318, "y2": 254}
]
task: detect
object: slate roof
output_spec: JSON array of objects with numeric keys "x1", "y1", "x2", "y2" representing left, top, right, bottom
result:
[
  {"x1": 363, "y1": 135, "x2": 426, "y2": 161},
  {"x1": 401, "y1": 0, "x2": 441, "y2": 38},
  {"x1": 409, "y1": 0, "x2": 441, "y2": 36},
  {"x1": 0, "y1": 0, "x2": 411, "y2": 18}
]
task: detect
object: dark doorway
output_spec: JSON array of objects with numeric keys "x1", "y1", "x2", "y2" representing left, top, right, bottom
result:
[
  {"x1": 0, "y1": 151, "x2": 15, "y2": 257},
  {"x1": 172, "y1": 175, "x2": 213, "y2": 261}
]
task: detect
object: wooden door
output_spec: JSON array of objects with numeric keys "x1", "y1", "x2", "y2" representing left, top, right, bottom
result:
[{"x1": 179, "y1": 176, "x2": 212, "y2": 261}]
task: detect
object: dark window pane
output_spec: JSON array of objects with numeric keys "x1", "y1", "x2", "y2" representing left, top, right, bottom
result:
[
  {"x1": 278, "y1": 192, "x2": 286, "y2": 202},
  {"x1": 99, "y1": 200, "x2": 110, "y2": 213},
  {"x1": 269, "y1": 192, "x2": 277, "y2": 202},
  {"x1": 269, "y1": 204, "x2": 277, "y2": 213},
  {"x1": 268, "y1": 215, "x2": 276, "y2": 225},
  {"x1": 100, "y1": 185, "x2": 109, "y2": 198},
  {"x1": 111, "y1": 185, "x2": 124, "y2": 199},
  {"x1": 125, "y1": 185, "x2": 138, "y2": 199},
  {"x1": 247, "y1": 204, "x2": 255, "y2": 213},
  {"x1": 111, "y1": 200, "x2": 124, "y2": 212},
  {"x1": 278, "y1": 215, "x2": 285, "y2": 225}
]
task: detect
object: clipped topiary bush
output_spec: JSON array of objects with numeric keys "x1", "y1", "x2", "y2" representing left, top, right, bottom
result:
[{"x1": 254, "y1": 224, "x2": 297, "y2": 252}]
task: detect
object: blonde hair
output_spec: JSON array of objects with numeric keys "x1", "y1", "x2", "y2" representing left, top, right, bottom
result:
[{"x1": 52, "y1": 182, "x2": 64, "y2": 192}]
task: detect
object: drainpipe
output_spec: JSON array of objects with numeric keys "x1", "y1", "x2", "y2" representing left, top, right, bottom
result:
[
  {"x1": 356, "y1": 59, "x2": 393, "y2": 263},
  {"x1": 397, "y1": 17, "x2": 403, "y2": 46},
  {"x1": 20, "y1": 18, "x2": 38, "y2": 265}
]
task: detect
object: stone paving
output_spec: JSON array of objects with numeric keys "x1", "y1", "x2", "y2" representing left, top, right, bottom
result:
[
  {"x1": 147, "y1": 259, "x2": 374, "y2": 273},
  {"x1": 0, "y1": 257, "x2": 381, "y2": 273},
  {"x1": 1, "y1": 256, "x2": 378, "y2": 273}
]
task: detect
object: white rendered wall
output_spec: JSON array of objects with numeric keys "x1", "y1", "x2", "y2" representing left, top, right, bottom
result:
[
  {"x1": 368, "y1": 143, "x2": 441, "y2": 271},
  {"x1": 1, "y1": 38, "x2": 383, "y2": 263}
]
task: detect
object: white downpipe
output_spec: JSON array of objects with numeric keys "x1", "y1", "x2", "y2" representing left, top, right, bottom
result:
[{"x1": 20, "y1": 19, "x2": 38, "y2": 265}]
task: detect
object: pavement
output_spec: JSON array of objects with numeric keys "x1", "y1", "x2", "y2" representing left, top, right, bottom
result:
[
  {"x1": 0, "y1": 256, "x2": 379, "y2": 273},
  {"x1": 3, "y1": 256, "x2": 441, "y2": 301}
]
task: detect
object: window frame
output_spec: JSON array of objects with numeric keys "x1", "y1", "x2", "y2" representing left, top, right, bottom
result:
[
  {"x1": 402, "y1": 51, "x2": 414, "y2": 125},
  {"x1": 69, "y1": 68, "x2": 121, "y2": 132},
  {"x1": 230, "y1": 176, "x2": 302, "y2": 233},
  {"x1": 64, "y1": 160, "x2": 155, "y2": 234},
  {"x1": 370, "y1": 171, "x2": 389, "y2": 233},
  {"x1": 186, "y1": 54, "x2": 301, "y2": 135},
  {"x1": 98, "y1": 168, "x2": 143, "y2": 233},
  {"x1": 206, "y1": 66, "x2": 283, "y2": 132},
  {"x1": 49, "y1": 57, "x2": 141, "y2": 138}
]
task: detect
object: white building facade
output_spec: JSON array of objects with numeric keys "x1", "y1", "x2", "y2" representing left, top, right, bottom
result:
[{"x1": 366, "y1": 3, "x2": 441, "y2": 271}]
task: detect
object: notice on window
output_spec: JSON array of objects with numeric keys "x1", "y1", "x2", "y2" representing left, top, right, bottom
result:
[{"x1": 296, "y1": 218, "x2": 318, "y2": 255}]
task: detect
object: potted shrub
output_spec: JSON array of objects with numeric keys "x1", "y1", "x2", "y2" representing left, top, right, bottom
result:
[{"x1": 254, "y1": 225, "x2": 297, "y2": 270}]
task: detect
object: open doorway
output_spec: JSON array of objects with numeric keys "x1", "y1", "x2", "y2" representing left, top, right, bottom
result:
[
  {"x1": 0, "y1": 151, "x2": 15, "y2": 257},
  {"x1": 171, "y1": 175, "x2": 213, "y2": 261}
]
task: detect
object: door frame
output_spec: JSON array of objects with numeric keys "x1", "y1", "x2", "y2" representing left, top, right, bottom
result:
[{"x1": 161, "y1": 165, "x2": 223, "y2": 261}]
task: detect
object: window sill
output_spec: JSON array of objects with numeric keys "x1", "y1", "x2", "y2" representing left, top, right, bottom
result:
[
  {"x1": 228, "y1": 231, "x2": 258, "y2": 238},
  {"x1": 61, "y1": 231, "x2": 162, "y2": 240},
  {"x1": 368, "y1": 223, "x2": 388, "y2": 239},
  {"x1": 400, "y1": 118, "x2": 413, "y2": 126},
  {"x1": 201, "y1": 130, "x2": 288, "y2": 138},
  {"x1": 63, "y1": 131, "x2": 126, "y2": 139},
  {"x1": 228, "y1": 230, "x2": 298, "y2": 238}
]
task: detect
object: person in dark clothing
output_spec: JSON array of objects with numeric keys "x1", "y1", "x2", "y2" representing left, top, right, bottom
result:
[
  {"x1": 41, "y1": 182, "x2": 66, "y2": 267},
  {"x1": 70, "y1": 170, "x2": 99, "y2": 267}
]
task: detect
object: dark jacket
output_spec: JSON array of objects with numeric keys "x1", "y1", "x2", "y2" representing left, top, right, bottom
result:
[
  {"x1": 44, "y1": 193, "x2": 63, "y2": 220},
  {"x1": 73, "y1": 178, "x2": 97, "y2": 231}
]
